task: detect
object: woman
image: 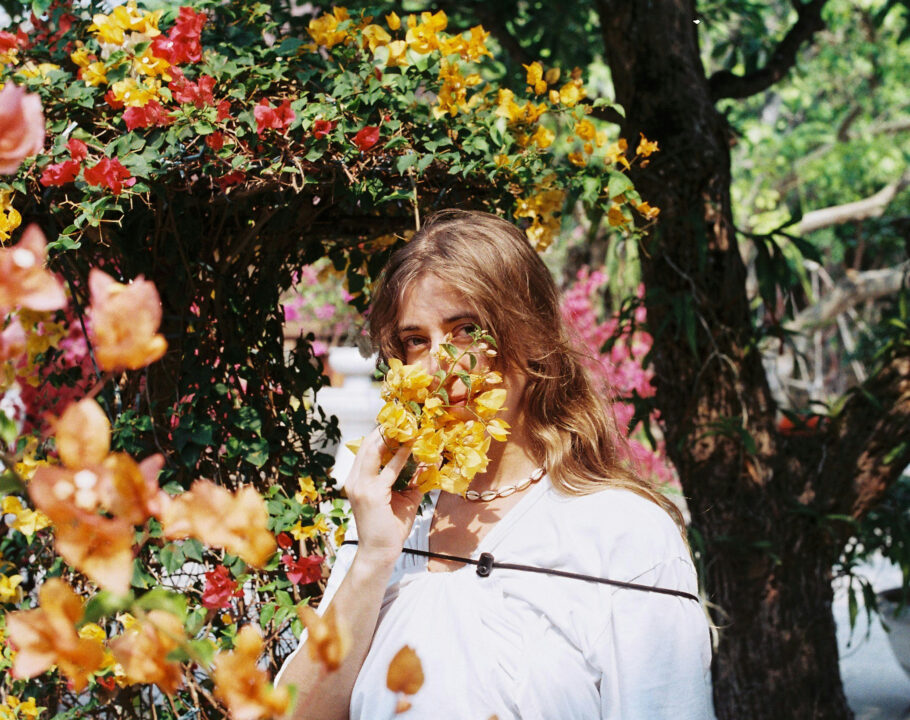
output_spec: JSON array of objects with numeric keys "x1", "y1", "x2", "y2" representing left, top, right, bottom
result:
[{"x1": 277, "y1": 210, "x2": 714, "y2": 719}]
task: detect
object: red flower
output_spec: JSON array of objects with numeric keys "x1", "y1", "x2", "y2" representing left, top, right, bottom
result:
[
  {"x1": 170, "y1": 72, "x2": 215, "y2": 108},
  {"x1": 67, "y1": 137, "x2": 87, "y2": 162},
  {"x1": 281, "y1": 554, "x2": 323, "y2": 586},
  {"x1": 216, "y1": 99, "x2": 231, "y2": 121},
  {"x1": 254, "y1": 98, "x2": 295, "y2": 136},
  {"x1": 83, "y1": 157, "x2": 136, "y2": 195},
  {"x1": 103, "y1": 90, "x2": 123, "y2": 110},
  {"x1": 0, "y1": 31, "x2": 20, "y2": 53},
  {"x1": 215, "y1": 170, "x2": 245, "y2": 190},
  {"x1": 204, "y1": 131, "x2": 225, "y2": 151},
  {"x1": 96, "y1": 676, "x2": 116, "y2": 691},
  {"x1": 312, "y1": 119, "x2": 336, "y2": 140},
  {"x1": 40, "y1": 159, "x2": 80, "y2": 187},
  {"x1": 276, "y1": 532, "x2": 293, "y2": 550},
  {"x1": 353, "y1": 125, "x2": 380, "y2": 152},
  {"x1": 201, "y1": 565, "x2": 240, "y2": 610},
  {"x1": 151, "y1": 6, "x2": 206, "y2": 64},
  {"x1": 122, "y1": 100, "x2": 173, "y2": 131}
]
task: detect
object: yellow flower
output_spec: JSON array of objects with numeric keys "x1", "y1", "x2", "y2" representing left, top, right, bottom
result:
[
  {"x1": 295, "y1": 476, "x2": 318, "y2": 504},
  {"x1": 531, "y1": 125, "x2": 554, "y2": 149},
  {"x1": 386, "y1": 12, "x2": 401, "y2": 31},
  {"x1": 110, "y1": 78, "x2": 160, "y2": 108},
  {"x1": 575, "y1": 119, "x2": 596, "y2": 142},
  {"x1": 524, "y1": 62, "x2": 547, "y2": 95},
  {"x1": 473, "y1": 389, "x2": 507, "y2": 419},
  {"x1": 16, "y1": 62, "x2": 59, "y2": 81},
  {"x1": 0, "y1": 697, "x2": 42, "y2": 720},
  {"x1": 0, "y1": 189, "x2": 22, "y2": 241},
  {"x1": 636, "y1": 132, "x2": 659, "y2": 157},
  {"x1": 377, "y1": 401, "x2": 419, "y2": 443},
  {"x1": 333, "y1": 524, "x2": 347, "y2": 546},
  {"x1": 604, "y1": 139, "x2": 630, "y2": 170},
  {"x1": 88, "y1": 14, "x2": 125, "y2": 45},
  {"x1": 290, "y1": 514, "x2": 330, "y2": 542},
  {"x1": 133, "y1": 49, "x2": 171, "y2": 80},
  {"x1": 544, "y1": 67, "x2": 561, "y2": 85},
  {"x1": 70, "y1": 47, "x2": 93, "y2": 68},
  {"x1": 412, "y1": 429, "x2": 445, "y2": 465},
  {"x1": 381, "y1": 358, "x2": 433, "y2": 404},
  {"x1": 434, "y1": 61, "x2": 482, "y2": 117},
  {"x1": 381, "y1": 40, "x2": 409, "y2": 67},
  {"x1": 0, "y1": 496, "x2": 51, "y2": 538},
  {"x1": 110, "y1": 1, "x2": 162, "y2": 36},
  {"x1": 81, "y1": 61, "x2": 108, "y2": 87},
  {"x1": 462, "y1": 25, "x2": 492, "y2": 62},
  {"x1": 568, "y1": 151, "x2": 587, "y2": 167},
  {"x1": 557, "y1": 80, "x2": 584, "y2": 107},
  {"x1": 607, "y1": 204, "x2": 627, "y2": 227},
  {"x1": 362, "y1": 24, "x2": 391, "y2": 52},
  {"x1": 486, "y1": 418, "x2": 510, "y2": 441},
  {"x1": 0, "y1": 573, "x2": 23, "y2": 604},
  {"x1": 78, "y1": 622, "x2": 107, "y2": 642},
  {"x1": 308, "y1": 11, "x2": 349, "y2": 49},
  {"x1": 636, "y1": 201, "x2": 660, "y2": 220},
  {"x1": 405, "y1": 11, "x2": 447, "y2": 54},
  {"x1": 117, "y1": 612, "x2": 139, "y2": 631}
]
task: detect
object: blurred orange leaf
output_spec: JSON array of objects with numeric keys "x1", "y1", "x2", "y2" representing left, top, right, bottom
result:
[{"x1": 55, "y1": 398, "x2": 111, "y2": 469}]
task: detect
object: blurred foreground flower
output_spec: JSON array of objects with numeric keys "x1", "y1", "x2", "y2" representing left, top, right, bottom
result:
[
  {"x1": 212, "y1": 625, "x2": 291, "y2": 720},
  {"x1": 5, "y1": 578, "x2": 105, "y2": 691},
  {"x1": 297, "y1": 605, "x2": 351, "y2": 672},
  {"x1": 109, "y1": 609, "x2": 185, "y2": 694},
  {"x1": 0, "y1": 83, "x2": 44, "y2": 174},
  {"x1": 88, "y1": 268, "x2": 167, "y2": 371},
  {"x1": 0, "y1": 225, "x2": 66, "y2": 313},
  {"x1": 160, "y1": 479, "x2": 276, "y2": 567}
]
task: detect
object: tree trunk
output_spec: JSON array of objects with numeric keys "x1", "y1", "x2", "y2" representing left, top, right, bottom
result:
[{"x1": 596, "y1": 1, "x2": 855, "y2": 716}]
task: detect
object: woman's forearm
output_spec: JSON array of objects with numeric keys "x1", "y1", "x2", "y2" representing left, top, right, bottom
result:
[{"x1": 279, "y1": 549, "x2": 398, "y2": 720}]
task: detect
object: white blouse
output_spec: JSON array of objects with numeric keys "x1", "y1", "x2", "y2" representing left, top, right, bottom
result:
[{"x1": 279, "y1": 477, "x2": 715, "y2": 719}]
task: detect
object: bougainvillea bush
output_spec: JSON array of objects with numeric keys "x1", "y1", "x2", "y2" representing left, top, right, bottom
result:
[{"x1": 0, "y1": 1, "x2": 662, "y2": 717}]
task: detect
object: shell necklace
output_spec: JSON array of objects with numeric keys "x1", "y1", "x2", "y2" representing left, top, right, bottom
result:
[{"x1": 464, "y1": 467, "x2": 545, "y2": 502}]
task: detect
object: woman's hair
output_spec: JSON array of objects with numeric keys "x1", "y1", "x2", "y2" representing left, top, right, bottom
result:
[{"x1": 369, "y1": 209, "x2": 684, "y2": 530}]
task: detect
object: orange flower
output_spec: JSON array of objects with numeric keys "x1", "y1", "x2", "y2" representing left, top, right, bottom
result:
[
  {"x1": 55, "y1": 398, "x2": 111, "y2": 468},
  {"x1": 386, "y1": 645, "x2": 424, "y2": 696},
  {"x1": 212, "y1": 625, "x2": 291, "y2": 720},
  {"x1": 109, "y1": 609, "x2": 185, "y2": 694},
  {"x1": 297, "y1": 605, "x2": 351, "y2": 672},
  {"x1": 0, "y1": 224, "x2": 66, "y2": 314},
  {"x1": 88, "y1": 268, "x2": 167, "y2": 371},
  {"x1": 29, "y1": 466, "x2": 136, "y2": 594},
  {"x1": 160, "y1": 480, "x2": 276, "y2": 568},
  {"x1": 5, "y1": 578, "x2": 106, "y2": 691},
  {"x1": 98, "y1": 453, "x2": 166, "y2": 525},
  {"x1": 636, "y1": 132, "x2": 659, "y2": 157}
]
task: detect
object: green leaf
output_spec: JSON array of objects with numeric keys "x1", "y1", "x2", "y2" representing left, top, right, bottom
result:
[
  {"x1": 81, "y1": 591, "x2": 133, "y2": 625},
  {"x1": 136, "y1": 588, "x2": 188, "y2": 622},
  {"x1": 396, "y1": 152, "x2": 419, "y2": 173},
  {"x1": 607, "y1": 171, "x2": 633, "y2": 198}
]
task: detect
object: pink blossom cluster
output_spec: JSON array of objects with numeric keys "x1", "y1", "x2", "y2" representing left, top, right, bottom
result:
[{"x1": 561, "y1": 267, "x2": 678, "y2": 487}]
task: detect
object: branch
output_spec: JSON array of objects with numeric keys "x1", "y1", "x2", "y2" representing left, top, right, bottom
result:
[
  {"x1": 820, "y1": 347, "x2": 910, "y2": 520},
  {"x1": 709, "y1": 0, "x2": 828, "y2": 101},
  {"x1": 796, "y1": 172, "x2": 910, "y2": 234},
  {"x1": 786, "y1": 261, "x2": 909, "y2": 331}
]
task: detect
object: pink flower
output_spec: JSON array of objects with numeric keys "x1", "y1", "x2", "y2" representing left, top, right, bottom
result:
[
  {"x1": 202, "y1": 565, "x2": 240, "y2": 609},
  {"x1": 0, "y1": 84, "x2": 44, "y2": 174},
  {"x1": 0, "y1": 316, "x2": 26, "y2": 362},
  {"x1": 66, "y1": 138, "x2": 87, "y2": 162},
  {"x1": 312, "y1": 119, "x2": 336, "y2": 139},
  {"x1": 123, "y1": 100, "x2": 173, "y2": 131},
  {"x1": 40, "y1": 159, "x2": 80, "y2": 187},
  {"x1": 315, "y1": 302, "x2": 335, "y2": 320},
  {"x1": 281, "y1": 554, "x2": 323, "y2": 585}
]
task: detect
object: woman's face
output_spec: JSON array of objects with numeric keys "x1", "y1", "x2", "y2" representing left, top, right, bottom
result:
[{"x1": 396, "y1": 274, "x2": 526, "y2": 423}]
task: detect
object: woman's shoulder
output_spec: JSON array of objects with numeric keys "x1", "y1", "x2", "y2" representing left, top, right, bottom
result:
[{"x1": 541, "y1": 483, "x2": 689, "y2": 565}]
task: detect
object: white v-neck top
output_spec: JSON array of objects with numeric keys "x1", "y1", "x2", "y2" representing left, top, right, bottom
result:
[{"x1": 278, "y1": 476, "x2": 715, "y2": 719}]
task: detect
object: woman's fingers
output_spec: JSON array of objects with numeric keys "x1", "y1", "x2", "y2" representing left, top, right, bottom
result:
[{"x1": 381, "y1": 442, "x2": 412, "y2": 484}]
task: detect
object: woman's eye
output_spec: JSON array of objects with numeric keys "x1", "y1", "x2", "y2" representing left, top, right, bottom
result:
[
  {"x1": 454, "y1": 323, "x2": 478, "y2": 339},
  {"x1": 403, "y1": 337, "x2": 426, "y2": 349}
]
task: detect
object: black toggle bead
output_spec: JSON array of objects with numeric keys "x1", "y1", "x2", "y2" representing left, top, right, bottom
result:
[{"x1": 476, "y1": 552, "x2": 494, "y2": 577}]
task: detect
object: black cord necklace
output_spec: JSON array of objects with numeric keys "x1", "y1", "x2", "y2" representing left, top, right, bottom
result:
[{"x1": 340, "y1": 541, "x2": 700, "y2": 603}]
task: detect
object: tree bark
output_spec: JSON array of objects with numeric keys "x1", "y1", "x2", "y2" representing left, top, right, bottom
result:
[{"x1": 592, "y1": 1, "x2": 898, "y2": 717}]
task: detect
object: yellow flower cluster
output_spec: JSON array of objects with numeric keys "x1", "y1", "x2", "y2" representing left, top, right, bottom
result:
[
  {"x1": 0, "y1": 696, "x2": 42, "y2": 720},
  {"x1": 375, "y1": 337, "x2": 509, "y2": 496},
  {"x1": 75, "y1": 1, "x2": 170, "y2": 103},
  {"x1": 308, "y1": 8, "x2": 492, "y2": 70},
  {"x1": 433, "y1": 60, "x2": 483, "y2": 118},
  {"x1": 515, "y1": 185, "x2": 567, "y2": 252},
  {"x1": 1, "y1": 496, "x2": 52, "y2": 538}
]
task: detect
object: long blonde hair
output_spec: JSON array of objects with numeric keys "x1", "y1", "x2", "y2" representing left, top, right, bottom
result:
[{"x1": 369, "y1": 209, "x2": 684, "y2": 531}]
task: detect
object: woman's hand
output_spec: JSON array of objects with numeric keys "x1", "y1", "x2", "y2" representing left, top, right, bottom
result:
[{"x1": 344, "y1": 427, "x2": 424, "y2": 568}]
